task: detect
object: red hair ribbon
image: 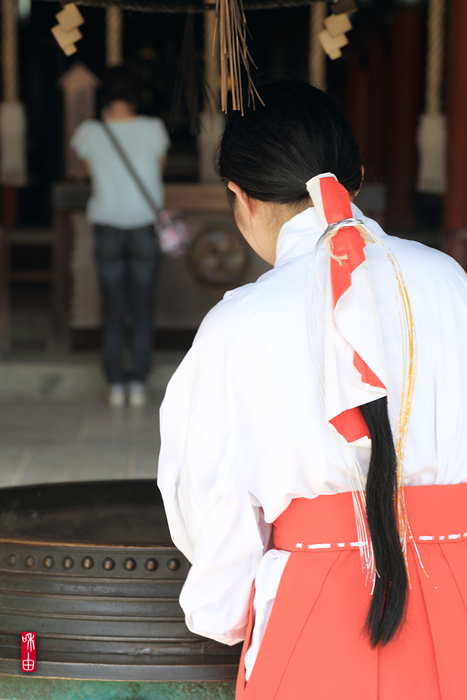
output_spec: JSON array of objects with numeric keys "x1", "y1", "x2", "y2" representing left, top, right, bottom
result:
[{"x1": 306, "y1": 173, "x2": 387, "y2": 445}]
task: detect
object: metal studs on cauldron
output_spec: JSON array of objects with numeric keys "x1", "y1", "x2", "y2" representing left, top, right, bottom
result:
[
  {"x1": 167, "y1": 558, "x2": 180, "y2": 571},
  {"x1": 145, "y1": 558, "x2": 158, "y2": 572},
  {"x1": 62, "y1": 557, "x2": 74, "y2": 570},
  {"x1": 24, "y1": 555, "x2": 36, "y2": 568},
  {"x1": 7, "y1": 554, "x2": 17, "y2": 566},
  {"x1": 102, "y1": 558, "x2": 115, "y2": 571},
  {"x1": 123, "y1": 558, "x2": 136, "y2": 571},
  {"x1": 81, "y1": 556, "x2": 94, "y2": 570},
  {"x1": 43, "y1": 556, "x2": 55, "y2": 569}
]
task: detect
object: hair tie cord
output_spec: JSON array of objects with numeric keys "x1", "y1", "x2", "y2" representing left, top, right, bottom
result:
[{"x1": 322, "y1": 217, "x2": 375, "y2": 264}]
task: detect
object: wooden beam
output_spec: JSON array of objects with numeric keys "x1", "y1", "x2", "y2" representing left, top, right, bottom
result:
[{"x1": 165, "y1": 183, "x2": 230, "y2": 213}]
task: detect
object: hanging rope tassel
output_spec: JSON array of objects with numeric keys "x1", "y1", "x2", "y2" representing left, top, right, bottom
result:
[
  {"x1": 416, "y1": 0, "x2": 447, "y2": 195},
  {"x1": 215, "y1": 0, "x2": 263, "y2": 114},
  {"x1": 170, "y1": 13, "x2": 213, "y2": 134}
]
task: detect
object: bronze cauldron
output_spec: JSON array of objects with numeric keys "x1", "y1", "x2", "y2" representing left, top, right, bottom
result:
[{"x1": 0, "y1": 480, "x2": 241, "y2": 681}]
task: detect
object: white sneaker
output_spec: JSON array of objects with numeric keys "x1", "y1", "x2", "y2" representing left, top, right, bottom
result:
[
  {"x1": 108, "y1": 384, "x2": 126, "y2": 408},
  {"x1": 128, "y1": 381, "x2": 147, "y2": 408}
]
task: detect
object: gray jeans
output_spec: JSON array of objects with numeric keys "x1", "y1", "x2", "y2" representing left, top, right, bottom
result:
[{"x1": 94, "y1": 224, "x2": 158, "y2": 384}]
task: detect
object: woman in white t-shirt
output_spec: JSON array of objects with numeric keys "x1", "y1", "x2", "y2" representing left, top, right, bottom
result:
[{"x1": 72, "y1": 66, "x2": 170, "y2": 408}]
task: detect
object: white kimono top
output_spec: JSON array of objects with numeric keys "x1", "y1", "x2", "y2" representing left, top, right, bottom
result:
[{"x1": 158, "y1": 204, "x2": 467, "y2": 677}]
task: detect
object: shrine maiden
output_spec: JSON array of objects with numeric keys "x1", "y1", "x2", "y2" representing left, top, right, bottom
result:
[{"x1": 158, "y1": 80, "x2": 467, "y2": 699}]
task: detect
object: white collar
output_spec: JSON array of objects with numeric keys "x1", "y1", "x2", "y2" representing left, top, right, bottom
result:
[{"x1": 274, "y1": 203, "x2": 381, "y2": 268}]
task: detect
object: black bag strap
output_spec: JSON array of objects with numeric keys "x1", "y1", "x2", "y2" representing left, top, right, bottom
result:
[{"x1": 102, "y1": 121, "x2": 161, "y2": 224}]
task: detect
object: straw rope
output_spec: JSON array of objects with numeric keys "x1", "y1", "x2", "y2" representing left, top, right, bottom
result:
[
  {"x1": 106, "y1": 6, "x2": 124, "y2": 66},
  {"x1": 216, "y1": 0, "x2": 263, "y2": 113},
  {"x1": 426, "y1": 0, "x2": 445, "y2": 115},
  {"x1": 2, "y1": 0, "x2": 19, "y2": 102},
  {"x1": 38, "y1": 0, "x2": 316, "y2": 13},
  {"x1": 309, "y1": 1, "x2": 326, "y2": 91}
]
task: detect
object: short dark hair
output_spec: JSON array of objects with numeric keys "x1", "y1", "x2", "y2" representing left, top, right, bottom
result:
[
  {"x1": 101, "y1": 66, "x2": 141, "y2": 108},
  {"x1": 216, "y1": 78, "x2": 362, "y2": 204}
]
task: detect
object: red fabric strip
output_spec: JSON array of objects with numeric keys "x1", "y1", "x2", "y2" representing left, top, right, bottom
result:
[
  {"x1": 320, "y1": 177, "x2": 352, "y2": 223},
  {"x1": 329, "y1": 407, "x2": 369, "y2": 443},
  {"x1": 319, "y1": 175, "x2": 385, "y2": 442},
  {"x1": 330, "y1": 227, "x2": 366, "y2": 306},
  {"x1": 354, "y1": 351, "x2": 387, "y2": 390}
]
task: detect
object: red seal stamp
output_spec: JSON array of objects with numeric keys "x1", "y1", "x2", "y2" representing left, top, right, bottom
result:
[{"x1": 21, "y1": 632, "x2": 36, "y2": 672}]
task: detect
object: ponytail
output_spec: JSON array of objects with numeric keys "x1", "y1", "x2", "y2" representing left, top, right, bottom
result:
[{"x1": 360, "y1": 398, "x2": 408, "y2": 646}]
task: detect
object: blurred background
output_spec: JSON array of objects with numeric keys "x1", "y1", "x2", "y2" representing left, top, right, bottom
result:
[{"x1": 0, "y1": 0, "x2": 464, "y2": 488}]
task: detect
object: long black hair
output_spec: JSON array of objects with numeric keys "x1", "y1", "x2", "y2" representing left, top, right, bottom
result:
[{"x1": 217, "y1": 79, "x2": 408, "y2": 646}]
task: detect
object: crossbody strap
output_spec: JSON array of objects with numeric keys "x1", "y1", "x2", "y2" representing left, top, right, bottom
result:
[{"x1": 102, "y1": 121, "x2": 161, "y2": 224}]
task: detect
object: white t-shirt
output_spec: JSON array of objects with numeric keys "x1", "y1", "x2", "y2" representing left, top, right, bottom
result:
[{"x1": 71, "y1": 116, "x2": 170, "y2": 229}]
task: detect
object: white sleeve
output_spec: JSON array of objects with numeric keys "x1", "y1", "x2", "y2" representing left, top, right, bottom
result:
[
  {"x1": 153, "y1": 118, "x2": 171, "y2": 158},
  {"x1": 158, "y1": 308, "x2": 271, "y2": 646}
]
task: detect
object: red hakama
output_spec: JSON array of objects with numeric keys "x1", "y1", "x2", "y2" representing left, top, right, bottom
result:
[{"x1": 237, "y1": 484, "x2": 467, "y2": 700}]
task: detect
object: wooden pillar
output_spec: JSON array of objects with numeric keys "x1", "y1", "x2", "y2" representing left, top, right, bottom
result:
[
  {"x1": 2, "y1": 0, "x2": 18, "y2": 104},
  {"x1": 204, "y1": 9, "x2": 220, "y2": 107},
  {"x1": 385, "y1": 8, "x2": 424, "y2": 228},
  {"x1": 0, "y1": 186, "x2": 19, "y2": 226},
  {"x1": 366, "y1": 31, "x2": 387, "y2": 184},
  {"x1": 343, "y1": 21, "x2": 387, "y2": 184},
  {"x1": 1, "y1": 0, "x2": 26, "y2": 222},
  {"x1": 343, "y1": 41, "x2": 370, "y2": 169},
  {"x1": 444, "y1": 0, "x2": 467, "y2": 248}
]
